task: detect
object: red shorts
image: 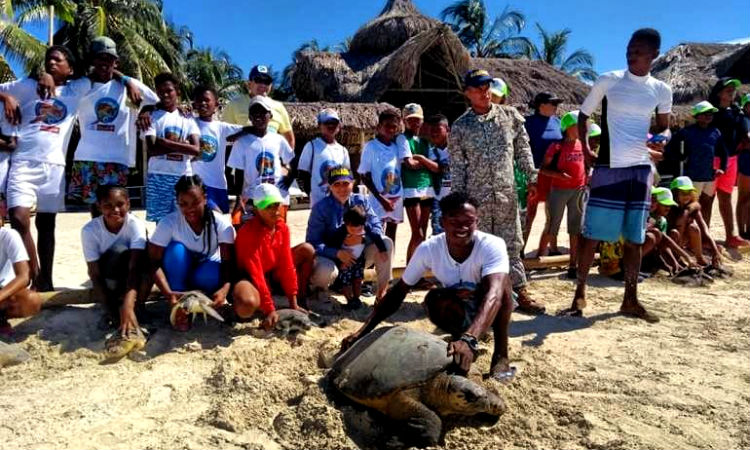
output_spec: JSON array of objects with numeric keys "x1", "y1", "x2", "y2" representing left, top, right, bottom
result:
[
  {"x1": 714, "y1": 155, "x2": 738, "y2": 194},
  {"x1": 531, "y1": 173, "x2": 552, "y2": 203}
]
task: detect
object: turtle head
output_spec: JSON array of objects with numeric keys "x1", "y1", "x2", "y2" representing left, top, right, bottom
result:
[{"x1": 428, "y1": 374, "x2": 507, "y2": 417}]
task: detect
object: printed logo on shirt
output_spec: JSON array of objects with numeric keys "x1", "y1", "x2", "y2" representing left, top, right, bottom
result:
[
  {"x1": 164, "y1": 126, "x2": 183, "y2": 142},
  {"x1": 380, "y1": 168, "x2": 401, "y2": 196},
  {"x1": 199, "y1": 135, "x2": 218, "y2": 162},
  {"x1": 92, "y1": 97, "x2": 119, "y2": 132},
  {"x1": 255, "y1": 151, "x2": 276, "y2": 182},
  {"x1": 33, "y1": 99, "x2": 67, "y2": 132},
  {"x1": 449, "y1": 281, "x2": 478, "y2": 294},
  {"x1": 318, "y1": 159, "x2": 338, "y2": 187}
]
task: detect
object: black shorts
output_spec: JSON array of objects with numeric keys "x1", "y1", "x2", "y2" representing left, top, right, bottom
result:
[{"x1": 403, "y1": 197, "x2": 434, "y2": 208}]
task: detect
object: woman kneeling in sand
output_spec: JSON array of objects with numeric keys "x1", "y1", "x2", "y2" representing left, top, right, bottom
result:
[
  {"x1": 81, "y1": 185, "x2": 151, "y2": 333},
  {"x1": 232, "y1": 184, "x2": 315, "y2": 330},
  {"x1": 149, "y1": 175, "x2": 239, "y2": 331}
]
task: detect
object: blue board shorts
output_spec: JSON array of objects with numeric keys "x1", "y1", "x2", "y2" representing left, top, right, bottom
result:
[
  {"x1": 582, "y1": 165, "x2": 653, "y2": 245},
  {"x1": 146, "y1": 173, "x2": 180, "y2": 222},
  {"x1": 205, "y1": 186, "x2": 229, "y2": 214}
]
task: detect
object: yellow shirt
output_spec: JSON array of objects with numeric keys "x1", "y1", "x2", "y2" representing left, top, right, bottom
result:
[{"x1": 222, "y1": 94, "x2": 293, "y2": 135}]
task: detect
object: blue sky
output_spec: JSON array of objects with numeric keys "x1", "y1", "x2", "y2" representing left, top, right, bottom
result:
[
  {"x1": 159, "y1": 0, "x2": 748, "y2": 78},
  {"x1": 10, "y1": 0, "x2": 749, "y2": 80}
]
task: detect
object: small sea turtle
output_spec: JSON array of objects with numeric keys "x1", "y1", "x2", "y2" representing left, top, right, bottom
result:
[
  {"x1": 0, "y1": 341, "x2": 30, "y2": 368},
  {"x1": 170, "y1": 291, "x2": 224, "y2": 326},
  {"x1": 103, "y1": 328, "x2": 147, "y2": 363},
  {"x1": 273, "y1": 309, "x2": 325, "y2": 337},
  {"x1": 329, "y1": 326, "x2": 506, "y2": 447}
]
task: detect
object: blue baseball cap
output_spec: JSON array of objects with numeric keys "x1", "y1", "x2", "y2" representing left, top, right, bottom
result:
[
  {"x1": 463, "y1": 69, "x2": 493, "y2": 88},
  {"x1": 249, "y1": 65, "x2": 273, "y2": 82}
]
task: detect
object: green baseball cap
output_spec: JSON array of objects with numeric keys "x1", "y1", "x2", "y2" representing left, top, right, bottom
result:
[
  {"x1": 741, "y1": 93, "x2": 750, "y2": 108},
  {"x1": 490, "y1": 77, "x2": 509, "y2": 98},
  {"x1": 723, "y1": 78, "x2": 741, "y2": 89},
  {"x1": 588, "y1": 123, "x2": 602, "y2": 137},
  {"x1": 90, "y1": 36, "x2": 118, "y2": 58},
  {"x1": 651, "y1": 187, "x2": 677, "y2": 206},
  {"x1": 670, "y1": 176, "x2": 696, "y2": 192},
  {"x1": 251, "y1": 183, "x2": 284, "y2": 210},
  {"x1": 560, "y1": 110, "x2": 580, "y2": 132},
  {"x1": 691, "y1": 100, "x2": 718, "y2": 117}
]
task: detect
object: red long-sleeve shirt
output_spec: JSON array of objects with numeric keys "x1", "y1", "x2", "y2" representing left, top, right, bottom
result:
[{"x1": 235, "y1": 216, "x2": 298, "y2": 315}]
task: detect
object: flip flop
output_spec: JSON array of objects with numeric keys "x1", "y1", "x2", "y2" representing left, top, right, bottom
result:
[{"x1": 556, "y1": 307, "x2": 583, "y2": 317}]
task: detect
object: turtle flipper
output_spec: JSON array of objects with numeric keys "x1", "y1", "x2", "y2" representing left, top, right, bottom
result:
[
  {"x1": 200, "y1": 304, "x2": 225, "y2": 322},
  {"x1": 385, "y1": 392, "x2": 442, "y2": 447}
]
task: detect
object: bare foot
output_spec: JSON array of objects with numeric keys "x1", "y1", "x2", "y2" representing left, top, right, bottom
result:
[
  {"x1": 620, "y1": 302, "x2": 660, "y2": 323},
  {"x1": 557, "y1": 295, "x2": 586, "y2": 317}
]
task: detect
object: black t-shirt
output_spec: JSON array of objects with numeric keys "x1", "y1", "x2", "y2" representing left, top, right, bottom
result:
[{"x1": 711, "y1": 106, "x2": 741, "y2": 156}]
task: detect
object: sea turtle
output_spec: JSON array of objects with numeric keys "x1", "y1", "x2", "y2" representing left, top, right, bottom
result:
[
  {"x1": 102, "y1": 328, "x2": 148, "y2": 363},
  {"x1": 329, "y1": 326, "x2": 506, "y2": 446},
  {"x1": 0, "y1": 341, "x2": 30, "y2": 368},
  {"x1": 170, "y1": 291, "x2": 224, "y2": 326},
  {"x1": 272, "y1": 309, "x2": 325, "y2": 337}
]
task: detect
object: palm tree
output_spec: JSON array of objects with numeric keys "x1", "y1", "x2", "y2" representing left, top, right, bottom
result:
[
  {"x1": 440, "y1": 0, "x2": 532, "y2": 58},
  {"x1": 527, "y1": 23, "x2": 597, "y2": 82},
  {"x1": 183, "y1": 47, "x2": 244, "y2": 103},
  {"x1": 0, "y1": 0, "x2": 185, "y2": 84}
]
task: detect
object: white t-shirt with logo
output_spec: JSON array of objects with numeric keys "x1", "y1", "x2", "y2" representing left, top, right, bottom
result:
[
  {"x1": 298, "y1": 137, "x2": 350, "y2": 206},
  {"x1": 0, "y1": 77, "x2": 91, "y2": 166},
  {"x1": 358, "y1": 138, "x2": 409, "y2": 220},
  {"x1": 80, "y1": 214, "x2": 148, "y2": 262},
  {"x1": 191, "y1": 119, "x2": 243, "y2": 190},
  {"x1": 144, "y1": 109, "x2": 201, "y2": 176},
  {"x1": 150, "y1": 210, "x2": 235, "y2": 261},
  {"x1": 401, "y1": 231, "x2": 509, "y2": 290},
  {"x1": 580, "y1": 70, "x2": 672, "y2": 168},
  {"x1": 429, "y1": 145, "x2": 451, "y2": 200},
  {"x1": 0, "y1": 227, "x2": 29, "y2": 287},
  {"x1": 74, "y1": 78, "x2": 159, "y2": 167},
  {"x1": 227, "y1": 132, "x2": 295, "y2": 204}
]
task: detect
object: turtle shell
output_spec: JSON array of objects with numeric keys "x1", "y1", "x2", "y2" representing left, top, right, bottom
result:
[{"x1": 330, "y1": 326, "x2": 452, "y2": 399}]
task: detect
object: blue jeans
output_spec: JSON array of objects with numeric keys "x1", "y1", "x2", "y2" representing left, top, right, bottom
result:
[{"x1": 431, "y1": 197, "x2": 444, "y2": 235}]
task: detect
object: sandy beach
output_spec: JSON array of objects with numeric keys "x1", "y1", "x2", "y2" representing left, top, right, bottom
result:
[{"x1": 1, "y1": 202, "x2": 748, "y2": 450}]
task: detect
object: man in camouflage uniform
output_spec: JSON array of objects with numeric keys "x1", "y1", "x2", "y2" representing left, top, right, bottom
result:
[{"x1": 448, "y1": 69, "x2": 545, "y2": 314}]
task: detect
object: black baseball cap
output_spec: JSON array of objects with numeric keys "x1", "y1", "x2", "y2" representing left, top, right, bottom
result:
[
  {"x1": 532, "y1": 92, "x2": 563, "y2": 108},
  {"x1": 463, "y1": 69, "x2": 493, "y2": 88},
  {"x1": 249, "y1": 65, "x2": 273, "y2": 83}
]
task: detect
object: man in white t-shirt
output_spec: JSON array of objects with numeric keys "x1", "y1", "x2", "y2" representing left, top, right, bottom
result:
[
  {"x1": 298, "y1": 108, "x2": 351, "y2": 207},
  {"x1": 228, "y1": 96, "x2": 295, "y2": 222},
  {"x1": 69, "y1": 37, "x2": 159, "y2": 212},
  {"x1": 559, "y1": 28, "x2": 672, "y2": 322},
  {"x1": 0, "y1": 220, "x2": 42, "y2": 335},
  {"x1": 143, "y1": 73, "x2": 201, "y2": 222},
  {"x1": 342, "y1": 191, "x2": 515, "y2": 381}
]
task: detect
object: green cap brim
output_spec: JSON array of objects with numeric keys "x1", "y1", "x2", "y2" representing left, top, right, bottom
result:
[
  {"x1": 657, "y1": 199, "x2": 678, "y2": 206},
  {"x1": 675, "y1": 186, "x2": 696, "y2": 191},
  {"x1": 724, "y1": 79, "x2": 741, "y2": 88},
  {"x1": 692, "y1": 107, "x2": 718, "y2": 116},
  {"x1": 255, "y1": 197, "x2": 282, "y2": 210}
]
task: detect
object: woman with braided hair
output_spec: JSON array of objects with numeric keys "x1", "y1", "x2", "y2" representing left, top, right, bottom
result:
[{"x1": 148, "y1": 175, "x2": 236, "y2": 331}]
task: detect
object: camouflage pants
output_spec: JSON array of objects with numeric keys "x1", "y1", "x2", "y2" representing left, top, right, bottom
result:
[{"x1": 475, "y1": 191, "x2": 527, "y2": 289}]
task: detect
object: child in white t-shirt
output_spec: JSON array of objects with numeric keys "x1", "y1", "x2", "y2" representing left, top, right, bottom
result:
[
  {"x1": 298, "y1": 108, "x2": 351, "y2": 207},
  {"x1": 0, "y1": 103, "x2": 18, "y2": 217},
  {"x1": 144, "y1": 73, "x2": 200, "y2": 222},
  {"x1": 191, "y1": 86, "x2": 244, "y2": 213},
  {"x1": 148, "y1": 175, "x2": 235, "y2": 331},
  {"x1": 227, "y1": 96, "x2": 294, "y2": 224},
  {"x1": 0, "y1": 215, "x2": 41, "y2": 336},
  {"x1": 358, "y1": 109, "x2": 412, "y2": 245},
  {"x1": 81, "y1": 185, "x2": 150, "y2": 331},
  {"x1": 425, "y1": 114, "x2": 451, "y2": 235}
]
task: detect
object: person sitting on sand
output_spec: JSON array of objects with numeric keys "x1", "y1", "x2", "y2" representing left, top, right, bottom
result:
[
  {"x1": 148, "y1": 175, "x2": 236, "y2": 331},
  {"x1": 306, "y1": 166, "x2": 393, "y2": 302},
  {"x1": 81, "y1": 185, "x2": 151, "y2": 332},
  {"x1": 325, "y1": 205, "x2": 388, "y2": 310},
  {"x1": 667, "y1": 176, "x2": 721, "y2": 268},
  {"x1": 642, "y1": 187, "x2": 694, "y2": 275},
  {"x1": 0, "y1": 205, "x2": 41, "y2": 336},
  {"x1": 342, "y1": 191, "x2": 516, "y2": 381},
  {"x1": 233, "y1": 184, "x2": 315, "y2": 329}
]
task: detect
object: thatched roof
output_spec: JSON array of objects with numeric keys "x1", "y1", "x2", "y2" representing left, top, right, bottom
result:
[
  {"x1": 293, "y1": 25, "x2": 469, "y2": 102},
  {"x1": 349, "y1": 0, "x2": 441, "y2": 56},
  {"x1": 285, "y1": 102, "x2": 395, "y2": 132},
  {"x1": 652, "y1": 42, "x2": 750, "y2": 104},
  {"x1": 470, "y1": 58, "x2": 590, "y2": 107}
]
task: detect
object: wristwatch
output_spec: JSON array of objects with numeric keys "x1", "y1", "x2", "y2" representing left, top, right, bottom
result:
[{"x1": 459, "y1": 333, "x2": 479, "y2": 354}]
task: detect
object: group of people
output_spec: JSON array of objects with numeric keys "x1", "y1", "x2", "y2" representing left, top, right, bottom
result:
[{"x1": 0, "y1": 27, "x2": 746, "y2": 379}]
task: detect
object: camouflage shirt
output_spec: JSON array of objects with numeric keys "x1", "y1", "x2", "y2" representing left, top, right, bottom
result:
[{"x1": 449, "y1": 104, "x2": 538, "y2": 197}]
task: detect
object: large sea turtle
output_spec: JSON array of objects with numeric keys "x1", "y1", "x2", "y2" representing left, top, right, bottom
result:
[{"x1": 329, "y1": 326, "x2": 506, "y2": 446}]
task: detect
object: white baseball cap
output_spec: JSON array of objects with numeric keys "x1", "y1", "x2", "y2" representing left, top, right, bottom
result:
[
  {"x1": 317, "y1": 108, "x2": 340, "y2": 123},
  {"x1": 251, "y1": 183, "x2": 283, "y2": 209},
  {"x1": 248, "y1": 95, "x2": 273, "y2": 113}
]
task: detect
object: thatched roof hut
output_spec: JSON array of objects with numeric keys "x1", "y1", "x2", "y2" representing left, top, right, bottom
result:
[
  {"x1": 470, "y1": 58, "x2": 589, "y2": 107},
  {"x1": 349, "y1": 0, "x2": 441, "y2": 55},
  {"x1": 652, "y1": 42, "x2": 750, "y2": 104},
  {"x1": 292, "y1": 0, "x2": 589, "y2": 120}
]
